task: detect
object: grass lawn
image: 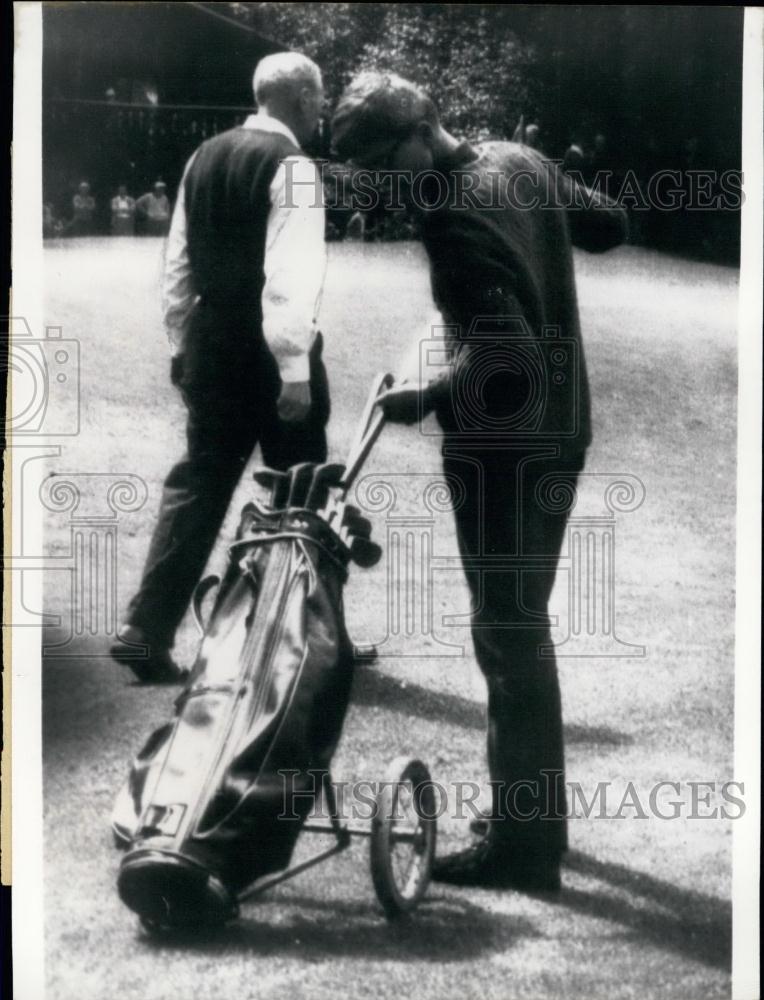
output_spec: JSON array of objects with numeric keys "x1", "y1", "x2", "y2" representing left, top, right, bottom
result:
[{"x1": 40, "y1": 237, "x2": 738, "y2": 999}]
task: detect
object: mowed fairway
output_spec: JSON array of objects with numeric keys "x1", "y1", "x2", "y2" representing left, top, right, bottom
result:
[{"x1": 41, "y1": 237, "x2": 738, "y2": 1000}]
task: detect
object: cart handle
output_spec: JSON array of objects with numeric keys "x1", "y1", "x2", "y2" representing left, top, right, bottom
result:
[{"x1": 340, "y1": 372, "x2": 394, "y2": 497}]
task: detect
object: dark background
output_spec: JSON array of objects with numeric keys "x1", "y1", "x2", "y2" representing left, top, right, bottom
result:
[{"x1": 42, "y1": 3, "x2": 744, "y2": 260}]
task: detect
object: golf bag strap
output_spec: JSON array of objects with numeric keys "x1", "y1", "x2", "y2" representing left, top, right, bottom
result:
[
  {"x1": 228, "y1": 529, "x2": 349, "y2": 573},
  {"x1": 191, "y1": 574, "x2": 221, "y2": 637}
]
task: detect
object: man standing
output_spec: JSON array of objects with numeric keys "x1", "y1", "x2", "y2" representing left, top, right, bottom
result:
[
  {"x1": 135, "y1": 179, "x2": 171, "y2": 236},
  {"x1": 110, "y1": 184, "x2": 136, "y2": 235},
  {"x1": 71, "y1": 181, "x2": 96, "y2": 235},
  {"x1": 112, "y1": 52, "x2": 328, "y2": 682},
  {"x1": 332, "y1": 73, "x2": 626, "y2": 892}
]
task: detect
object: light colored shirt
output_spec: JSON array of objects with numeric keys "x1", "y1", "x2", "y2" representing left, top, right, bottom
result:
[
  {"x1": 111, "y1": 195, "x2": 136, "y2": 218},
  {"x1": 162, "y1": 112, "x2": 327, "y2": 384},
  {"x1": 137, "y1": 192, "x2": 170, "y2": 220},
  {"x1": 73, "y1": 194, "x2": 95, "y2": 219}
]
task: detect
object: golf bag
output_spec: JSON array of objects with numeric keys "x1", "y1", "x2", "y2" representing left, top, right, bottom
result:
[{"x1": 114, "y1": 377, "x2": 390, "y2": 928}]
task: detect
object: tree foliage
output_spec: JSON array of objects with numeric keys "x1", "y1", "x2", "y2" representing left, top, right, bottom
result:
[
  {"x1": 234, "y1": 3, "x2": 384, "y2": 102},
  {"x1": 355, "y1": 6, "x2": 533, "y2": 140},
  {"x1": 232, "y1": 3, "x2": 534, "y2": 140},
  {"x1": 224, "y1": 3, "x2": 742, "y2": 259}
]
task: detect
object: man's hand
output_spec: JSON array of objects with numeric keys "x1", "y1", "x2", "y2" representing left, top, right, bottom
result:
[
  {"x1": 375, "y1": 382, "x2": 432, "y2": 425},
  {"x1": 278, "y1": 381, "x2": 311, "y2": 423}
]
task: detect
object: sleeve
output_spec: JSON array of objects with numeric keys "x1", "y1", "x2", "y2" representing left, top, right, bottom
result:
[
  {"x1": 397, "y1": 308, "x2": 447, "y2": 383},
  {"x1": 419, "y1": 211, "x2": 529, "y2": 415},
  {"x1": 262, "y1": 155, "x2": 327, "y2": 383},
  {"x1": 161, "y1": 154, "x2": 198, "y2": 357},
  {"x1": 556, "y1": 167, "x2": 629, "y2": 252},
  {"x1": 420, "y1": 173, "x2": 626, "y2": 420}
]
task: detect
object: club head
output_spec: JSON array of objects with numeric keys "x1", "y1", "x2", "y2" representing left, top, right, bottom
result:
[
  {"x1": 286, "y1": 463, "x2": 316, "y2": 509},
  {"x1": 341, "y1": 509, "x2": 372, "y2": 540},
  {"x1": 304, "y1": 463, "x2": 345, "y2": 512},
  {"x1": 252, "y1": 469, "x2": 290, "y2": 510},
  {"x1": 349, "y1": 537, "x2": 383, "y2": 569}
]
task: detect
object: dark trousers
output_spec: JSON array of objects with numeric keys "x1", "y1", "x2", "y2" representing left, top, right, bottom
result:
[
  {"x1": 441, "y1": 445, "x2": 584, "y2": 862},
  {"x1": 126, "y1": 332, "x2": 329, "y2": 647}
]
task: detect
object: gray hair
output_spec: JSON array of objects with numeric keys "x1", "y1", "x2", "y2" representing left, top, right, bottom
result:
[{"x1": 253, "y1": 52, "x2": 322, "y2": 106}]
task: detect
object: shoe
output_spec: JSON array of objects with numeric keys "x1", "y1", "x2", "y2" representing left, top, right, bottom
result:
[
  {"x1": 431, "y1": 837, "x2": 561, "y2": 893},
  {"x1": 352, "y1": 643, "x2": 378, "y2": 664},
  {"x1": 111, "y1": 625, "x2": 186, "y2": 685}
]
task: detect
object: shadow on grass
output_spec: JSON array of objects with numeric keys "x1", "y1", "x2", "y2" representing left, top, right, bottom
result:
[
  {"x1": 353, "y1": 668, "x2": 633, "y2": 747},
  {"x1": 43, "y1": 653, "x2": 728, "y2": 972},
  {"x1": 43, "y1": 650, "x2": 631, "y2": 758},
  {"x1": 134, "y1": 894, "x2": 539, "y2": 961},
  {"x1": 129, "y1": 852, "x2": 730, "y2": 970},
  {"x1": 560, "y1": 850, "x2": 731, "y2": 971},
  {"x1": 42, "y1": 643, "x2": 182, "y2": 774}
]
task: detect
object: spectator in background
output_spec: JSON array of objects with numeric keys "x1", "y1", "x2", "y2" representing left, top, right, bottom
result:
[
  {"x1": 590, "y1": 132, "x2": 608, "y2": 170},
  {"x1": 111, "y1": 184, "x2": 136, "y2": 235},
  {"x1": 562, "y1": 135, "x2": 586, "y2": 175},
  {"x1": 322, "y1": 161, "x2": 355, "y2": 240},
  {"x1": 71, "y1": 181, "x2": 96, "y2": 235},
  {"x1": 512, "y1": 118, "x2": 543, "y2": 154},
  {"x1": 586, "y1": 132, "x2": 610, "y2": 190},
  {"x1": 43, "y1": 202, "x2": 63, "y2": 238},
  {"x1": 525, "y1": 122, "x2": 541, "y2": 151},
  {"x1": 136, "y1": 180, "x2": 171, "y2": 236},
  {"x1": 305, "y1": 115, "x2": 332, "y2": 159},
  {"x1": 43, "y1": 202, "x2": 55, "y2": 237}
]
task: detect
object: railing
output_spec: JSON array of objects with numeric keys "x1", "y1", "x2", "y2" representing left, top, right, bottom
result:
[{"x1": 43, "y1": 98, "x2": 255, "y2": 222}]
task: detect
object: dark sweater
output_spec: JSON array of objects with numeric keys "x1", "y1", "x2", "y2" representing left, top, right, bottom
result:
[
  {"x1": 184, "y1": 126, "x2": 300, "y2": 322},
  {"x1": 420, "y1": 141, "x2": 628, "y2": 454}
]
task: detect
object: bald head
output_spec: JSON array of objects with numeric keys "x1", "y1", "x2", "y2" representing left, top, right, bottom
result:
[
  {"x1": 254, "y1": 52, "x2": 322, "y2": 107},
  {"x1": 252, "y1": 52, "x2": 323, "y2": 147},
  {"x1": 525, "y1": 123, "x2": 540, "y2": 149}
]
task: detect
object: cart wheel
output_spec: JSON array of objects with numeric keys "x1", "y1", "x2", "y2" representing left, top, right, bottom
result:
[{"x1": 370, "y1": 757, "x2": 437, "y2": 919}]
